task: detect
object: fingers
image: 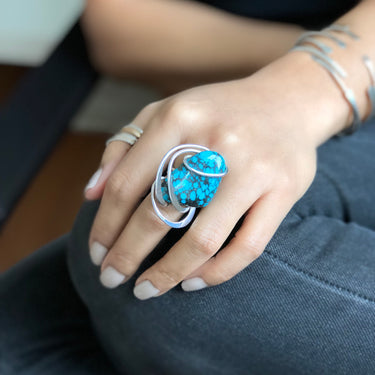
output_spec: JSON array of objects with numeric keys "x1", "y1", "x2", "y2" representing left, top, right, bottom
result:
[
  {"x1": 88, "y1": 112, "x2": 181, "y2": 265},
  {"x1": 84, "y1": 140, "x2": 131, "y2": 200},
  {"x1": 84, "y1": 102, "x2": 160, "y2": 201},
  {"x1": 180, "y1": 193, "x2": 294, "y2": 292},
  {"x1": 98, "y1": 193, "x2": 181, "y2": 288},
  {"x1": 129, "y1": 176, "x2": 260, "y2": 300}
]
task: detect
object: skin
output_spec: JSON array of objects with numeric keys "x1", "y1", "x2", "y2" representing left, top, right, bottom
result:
[
  {"x1": 82, "y1": 0, "x2": 303, "y2": 93},
  {"x1": 83, "y1": 0, "x2": 375, "y2": 299}
]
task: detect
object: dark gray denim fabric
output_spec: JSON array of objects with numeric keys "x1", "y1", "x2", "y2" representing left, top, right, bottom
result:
[
  {"x1": 0, "y1": 235, "x2": 120, "y2": 375},
  {"x1": 1, "y1": 121, "x2": 375, "y2": 375}
]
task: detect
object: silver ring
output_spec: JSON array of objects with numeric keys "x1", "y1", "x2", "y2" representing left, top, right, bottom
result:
[
  {"x1": 105, "y1": 124, "x2": 143, "y2": 147},
  {"x1": 151, "y1": 144, "x2": 228, "y2": 229}
]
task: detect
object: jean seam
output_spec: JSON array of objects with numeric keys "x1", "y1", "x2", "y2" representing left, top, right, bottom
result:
[{"x1": 263, "y1": 249, "x2": 375, "y2": 305}]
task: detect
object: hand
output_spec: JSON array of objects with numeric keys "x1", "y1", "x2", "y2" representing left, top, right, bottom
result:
[{"x1": 84, "y1": 52, "x2": 346, "y2": 300}]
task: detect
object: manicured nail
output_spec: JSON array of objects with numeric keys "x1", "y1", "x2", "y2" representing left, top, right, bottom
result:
[
  {"x1": 85, "y1": 168, "x2": 102, "y2": 192},
  {"x1": 133, "y1": 280, "x2": 160, "y2": 300},
  {"x1": 100, "y1": 266, "x2": 126, "y2": 289},
  {"x1": 89, "y1": 241, "x2": 108, "y2": 266},
  {"x1": 181, "y1": 277, "x2": 208, "y2": 292}
]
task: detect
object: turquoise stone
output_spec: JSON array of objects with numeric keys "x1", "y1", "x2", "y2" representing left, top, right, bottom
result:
[{"x1": 161, "y1": 150, "x2": 226, "y2": 208}]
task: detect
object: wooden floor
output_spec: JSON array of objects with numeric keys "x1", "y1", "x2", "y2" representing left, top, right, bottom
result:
[{"x1": 0, "y1": 65, "x2": 109, "y2": 271}]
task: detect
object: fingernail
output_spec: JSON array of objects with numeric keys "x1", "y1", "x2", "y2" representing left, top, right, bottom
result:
[
  {"x1": 85, "y1": 168, "x2": 102, "y2": 192},
  {"x1": 133, "y1": 280, "x2": 160, "y2": 300},
  {"x1": 181, "y1": 277, "x2": 208, "y2": 292},
  {"x1": 89, "y1": 241, "x2": 108, "y2": 266},
  {"x1": 100, "y1": 266, "x2": 126, "y2": 289}
]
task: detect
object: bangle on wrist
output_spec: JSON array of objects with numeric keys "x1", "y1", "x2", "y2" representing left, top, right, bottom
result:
[
  {"x1": 362, "y1": 55, "x2": 375, "y2": 121},
  {"x1": 291, "y1": 24, "x2": 374, "y2": 136},
  {"x1": 311, "y1": 55, "x2": 361, "y2": 134}
]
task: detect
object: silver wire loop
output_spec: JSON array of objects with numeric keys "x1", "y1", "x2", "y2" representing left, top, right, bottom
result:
[
  {"x1": 292, "y1": 23, "x2": 363, "y2": 135},
  {"x1": 151, "y1": 144, "x2": 227, "y2": 229},
  {"x1": 363, "y1": 55, "x2": 375, "y2": 120},
  {"x1": 311, "y1": 56, "x2": 361, "y2": 134}
]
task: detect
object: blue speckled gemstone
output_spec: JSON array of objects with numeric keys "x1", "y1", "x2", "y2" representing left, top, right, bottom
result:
[{"x1": 161, "y1": 150, "x2": 226, "y2": 208}]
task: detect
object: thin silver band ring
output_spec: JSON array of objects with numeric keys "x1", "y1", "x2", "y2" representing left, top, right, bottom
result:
[{"x1": 105, "y1": 124, "x2": 143, "y2": 147}]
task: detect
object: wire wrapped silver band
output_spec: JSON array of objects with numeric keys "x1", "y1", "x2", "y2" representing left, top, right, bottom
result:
[
  {"x1": 325, "y1": 24, "x2": 359, "y2": 40},
  {"x1": 291, "y1": 24, "x2": 367, "y2": 135},
  {"x1": 311, "y1": 55, "x2": 361, "y2": 134},
  {"x1": 291, "y1": 45, "x2": 347, "y2": 78},
  {"x1": 363, "y1": 55, "x2": 375, "y2": 121},
  {"x1": 151, "y1": 144, "x2": 228, "y2": 229},
  {"x1": 105, "y1": 124, "x2": 143, "y2": 147},
  {"x1": 295, "y1": 30, "x2": 347, "y2": 49},
  {"x1": 151, "y1": 145, "x2": 208, "y2": 229}
]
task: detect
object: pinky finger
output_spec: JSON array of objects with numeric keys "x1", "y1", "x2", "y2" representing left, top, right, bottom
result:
[{"x1": 181, "y1": 193, "x2": 294, "y2": 292}]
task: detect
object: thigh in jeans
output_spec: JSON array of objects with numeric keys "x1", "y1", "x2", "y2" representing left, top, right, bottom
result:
[{"x1": 67, "y1": 122, "x2": 375, "y2": 375}]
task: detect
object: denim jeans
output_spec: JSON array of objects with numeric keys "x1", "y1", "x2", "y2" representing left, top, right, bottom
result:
[{"x1": 1, "y1": 121, "x2": 375, "y2": 375}]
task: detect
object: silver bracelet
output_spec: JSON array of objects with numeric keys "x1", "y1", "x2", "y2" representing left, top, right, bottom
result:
[
  {"x1": 291, "y1": 45, "x2": 347, "y2": 78},
  {"x1": 324, "y1": 24, "x2": 359, "y2": 40},
  {"x1": 311, "y1": 55, "x2": 361, "y2": 135},
  {"x1": 299, "y1": 36, "x2": 332, "y2": 54},
  {"x1": 295, "y1": 30, "x2": 347, "y2": 49},
  {"x1": 362, "y1": 55, "x2": 375, "y2": 121},
  {"x1": 292, "y1": 24, "x2": 364, "y2": 135}
]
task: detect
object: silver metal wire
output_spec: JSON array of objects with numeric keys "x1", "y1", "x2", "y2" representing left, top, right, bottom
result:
[
  {"x1": 292, "y1": 24, "x2": 363, "y2": 135},
  {"x1": 152, "y1": 144, "x2": 208, "y2": 228},
  {"x1": 291, "y1": 45, "x2": 347, "y2": 78},
  {"x1": 151, "y1": 144, "x2": 227, "y2": 229},
  {"x1": 325, "y1": 24, "x2": 359, "y2": 40},
  {"x1": 363, "y1": 55, "x2": 375, "y2": 120},
  {"x1": 183, "y1": 156, "x2": 228, "y2": 177},
  {"x1": 295, "y1": 31, "x2": 347, "y2": 49},
  {"x1": 300, "y1": 36, "x2": 332, "y2": 54},
  {"x1": 106, "y1": 123, "x2": 143, "y2": 147},
  {"x1": 311, "y1": 56, "x2": 361, "y2": 134}
]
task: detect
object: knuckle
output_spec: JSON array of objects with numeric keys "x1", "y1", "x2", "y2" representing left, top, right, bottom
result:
[
  {"x1": 109, "y1": 248, "x2": 139, "y2": 272},
  {"x1": 277, "y1": 171, "x2": 299, "y2": 197},
  {"x1": 158, "y1": 267, "x2": 181, "y2": 285},
  {"x1": 143, "y1": 101, "x2": 159, "y2": 113},
  {"x1": 164, "y1": 98, "x2": 191, "y2": 120},
  {"x1": 139, "y1": 101, "x2": 160, "y2": 119},
  {"x1": 162, "y1": 98, "x2": 209, "y2": 130},
  {"x1": 209, "y1": 127, "x2": 241, "y2": 150},
  {"x1": 106, "y1": 171, "x2": 132, "y2": 201},
  {"x1": 241, "y1": 239, "x2": 264, "y2": 260},
  {"x1": 187, "y1": 228, "x2": 219, "y2": 257},
  {"x1": 249, "y1": 158, "x2": 270, "y2": 177}
]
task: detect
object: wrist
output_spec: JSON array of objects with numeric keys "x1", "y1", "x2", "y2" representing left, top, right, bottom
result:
[{"x1": 245, "y1": 51, "x2": 350, "y2": 147}]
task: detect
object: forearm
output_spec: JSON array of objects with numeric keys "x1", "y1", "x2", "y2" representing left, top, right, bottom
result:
[{"x1": 82, "y1": 0, "x2": 302, "y2": 90}]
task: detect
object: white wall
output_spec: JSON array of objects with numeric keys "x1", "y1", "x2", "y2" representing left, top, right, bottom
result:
[{"x1": 0, "y1": 0, "x2": 84, "y2": 66}]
